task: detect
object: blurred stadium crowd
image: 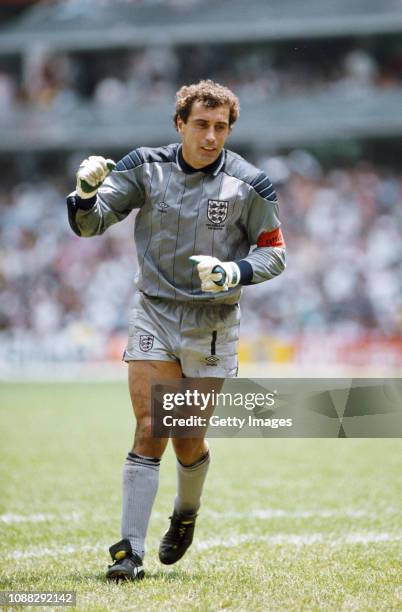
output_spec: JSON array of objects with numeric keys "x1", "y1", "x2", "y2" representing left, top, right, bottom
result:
[
  {"x1": 1, "y1": 0, "x2": 401, "y2": 370},
  {"x1": 1, "y1": 41, "x2": 401, "y2": 114},
  {"x1": 1, "y1": 151, "x2": 401, "y2": 366}
]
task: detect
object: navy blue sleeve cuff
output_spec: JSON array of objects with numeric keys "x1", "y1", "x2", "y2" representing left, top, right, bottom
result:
[
  {"x1": 66, "y1": 193, "x2": 81, "y2": 236},
  {"x1": 66, "y1": 192, "x2": 96, "y2": 236},
  {"x1": 75, "y1": 194, "x2": 97, "y2": 210},
  {"x1": 236, "y1": 260, "x2": 254, "y2": 285}
]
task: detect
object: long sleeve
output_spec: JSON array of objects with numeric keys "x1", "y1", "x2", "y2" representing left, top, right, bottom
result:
[
  {"x1": 238, "y1": 171, "x2": 286, "y2": 284},
  {"x1": 240, "y1": 244, "x2": 286, "y2": 284}
]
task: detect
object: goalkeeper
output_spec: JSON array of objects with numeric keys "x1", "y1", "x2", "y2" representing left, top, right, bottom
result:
[{"x1": 67, "y1": 79, "x2": 286, "y2": 581}]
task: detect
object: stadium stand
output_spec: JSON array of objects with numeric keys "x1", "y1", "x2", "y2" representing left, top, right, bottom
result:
[
  {"x1": 0, "y1": 0, "x2": 401, "y2": 372},
  {"x1": 1, "y1": 156, "x2": 401, "y2": 370}
]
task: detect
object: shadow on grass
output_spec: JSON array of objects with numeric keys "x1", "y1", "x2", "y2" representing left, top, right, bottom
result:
[
  {"x1": 144, "y1": 568, "x2": 199, "y2": 582},
  {"x1": 0, "y1": 568, "x2": 204, "y2": 589},
  {"x1": 85, "y1": 567, "x2": 201, "y2": 584}
]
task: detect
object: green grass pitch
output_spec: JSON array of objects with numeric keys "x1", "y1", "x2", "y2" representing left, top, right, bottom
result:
[{"x1": 1, "y1": 382, "x2": 401, "y2": 611}]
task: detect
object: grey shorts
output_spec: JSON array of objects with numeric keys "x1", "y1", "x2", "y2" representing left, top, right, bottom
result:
[{"x1": 124, "y1": 292, "x2": 240, "y2": 377}]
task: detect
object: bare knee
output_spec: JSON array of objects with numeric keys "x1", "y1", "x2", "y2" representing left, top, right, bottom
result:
[
  {"x1": 132, "y1": 416, "x2": 167, "y2": 458},
  {"x1": 128, "y1": 360, "x2": 182, "y2": 459},
  {"x1": 172, "y1": 438, "x2": 208, "y2": 466}
]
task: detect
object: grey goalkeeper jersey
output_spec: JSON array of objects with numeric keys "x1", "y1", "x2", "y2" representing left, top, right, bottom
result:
[{"x1": 67, "y1": 143, "x2": 286, "y2": 304}]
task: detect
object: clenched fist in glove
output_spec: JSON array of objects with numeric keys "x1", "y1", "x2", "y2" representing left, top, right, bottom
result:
[
  {"x1": 190, "y1": 255, "x2": 241, "y2": 292},
  {"x1": 76, "y1": 156, "x2": 116, "y2": 199}
]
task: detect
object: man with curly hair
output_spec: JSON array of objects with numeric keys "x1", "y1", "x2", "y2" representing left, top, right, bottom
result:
[{"x1": 67, "y1": 80, "x2": 286, "y2": 581}]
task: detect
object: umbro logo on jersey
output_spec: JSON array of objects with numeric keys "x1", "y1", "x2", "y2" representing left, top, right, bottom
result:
[
  {"x1": 157, "y1": 202, "x2": 169, "y2": 212},
  {"x1": 205, "y1": 355, "x2": 220, "y2": 366},
  {"x1": 139, "y1": 335, "x2": 154, "y2": 352},
  {"x1": 207, "y1": 200, "x2": 229, "y2": 225}
]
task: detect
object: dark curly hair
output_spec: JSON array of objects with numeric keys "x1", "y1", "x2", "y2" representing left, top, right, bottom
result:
[{"x1": 174, "y1": 79, "x2": 240, "y2": 130}]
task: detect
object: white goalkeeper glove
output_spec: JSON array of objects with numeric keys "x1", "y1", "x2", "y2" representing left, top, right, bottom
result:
[
  {"x1": 76, "y1": 156, "x2": 116, "y2": 199},
  {"x1": 190, "y1": 255, "x2": 241, "y2": 292}
]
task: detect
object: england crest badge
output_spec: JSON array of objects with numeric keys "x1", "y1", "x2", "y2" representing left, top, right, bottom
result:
[
  {"x1": 207, "y1": 199, "x2": 229, "y2": 225},
  {"x1": 139, "y1": 335, "x2": 154, "y2": 352}
]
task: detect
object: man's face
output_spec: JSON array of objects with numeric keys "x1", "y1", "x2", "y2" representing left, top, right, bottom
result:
[{"x1": 177, "y1": 100, "x2": 231, "y2": 169}]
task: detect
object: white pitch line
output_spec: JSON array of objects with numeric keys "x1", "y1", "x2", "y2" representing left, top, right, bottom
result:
[
  {"x1": 195, "y1": 532, "x2": 402, "y2": 550},
  {"x1": 0, "y1": 512, "x2": 81, "y2": 524},
  {"x1": 204, "y1": 509, "x2": 383, "y2": 520},
  {"x1": 7, "y1": 543, "x2": 107, "y2": 560},
  {"x1": 6, "y1": 532, "x2": 402, "y2": 560},
  {"x1": 2, "y1": 507, "x2": 394, "y2": 526}
]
